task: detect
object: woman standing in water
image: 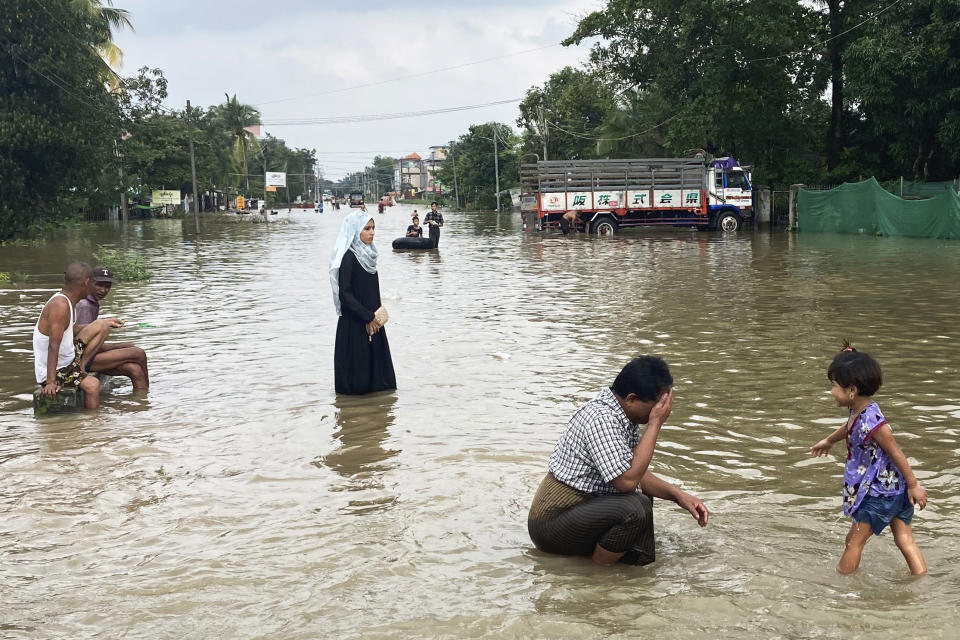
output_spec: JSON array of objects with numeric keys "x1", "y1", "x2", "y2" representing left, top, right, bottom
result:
[{"x1": 330, "y1": 210, "x2": 396, "y2": 394}]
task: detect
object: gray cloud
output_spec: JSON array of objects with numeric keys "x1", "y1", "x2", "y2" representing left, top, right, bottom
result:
[{"x1": 113, "y1": 0, "x2": 599, "y2": 179}]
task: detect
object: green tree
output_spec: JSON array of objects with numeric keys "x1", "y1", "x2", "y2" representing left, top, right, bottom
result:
[
  {"x1": 517, "y1": 67, "x2": 614, "y2": 161},
  {"x1": 843, "y1": 0, "x2": 960, "y2": 181},
  {"x1": 564, "y1": 0, "x2": 824, "y2": 183},
  {"x1": 212, "y1": 94, "x2": 261, "y2": 196},
  {"x1": 0, "y1": 0, "x2": 122, "y2": 240},
  {"x1": 594, "y1": 89, "x2": 669, "y2": 158},
  {"x1": 248, "y1": 135, "x2": 318, "y2": 203},
  {"x1": 117, "y1": 67, "x2": 238, "y2": 207},
  {"x1": 438, "y1": 123, "x2": 518, "y2": 211},
  {"x1": 73, "y1": 0, "x2": 134, "y2": 80},
  {"x1": 369, "y1": 155, "x2": 396, "y2": 198}
]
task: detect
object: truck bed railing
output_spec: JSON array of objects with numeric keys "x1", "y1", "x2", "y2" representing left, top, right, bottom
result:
[{"x1": 520, "y1": 158, "x2": 706, "y2": 193}]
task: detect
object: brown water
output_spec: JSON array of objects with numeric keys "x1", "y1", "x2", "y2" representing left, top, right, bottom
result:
[{"x1": 1, "y1": 207, "x2": 958, "y2": 638}]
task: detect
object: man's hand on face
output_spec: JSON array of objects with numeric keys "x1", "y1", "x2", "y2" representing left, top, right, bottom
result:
[{"x1": 647, "y1": 388, "x2": 674, "y2": 428}]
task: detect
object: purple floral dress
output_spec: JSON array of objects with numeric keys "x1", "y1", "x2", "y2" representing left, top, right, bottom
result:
[{"x1": 842, "y1": 402, "x2": 904, "y2": 516}]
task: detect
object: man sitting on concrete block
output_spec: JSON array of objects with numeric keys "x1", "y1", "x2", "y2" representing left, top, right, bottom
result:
[
  {"x1": 76, "y1": 266, "x2": 149, "y2": 389},
  {"x1": 33, "y1": 262, "x2": 122, "y2": 410}
]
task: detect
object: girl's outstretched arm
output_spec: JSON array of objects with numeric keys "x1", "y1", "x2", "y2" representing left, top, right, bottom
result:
[
  {"x1": 811, "y1": 424, "x2": 847, "y2": 457},
  {"x1": 871, "y1": 425, "x2": 928, "y2": 509}
]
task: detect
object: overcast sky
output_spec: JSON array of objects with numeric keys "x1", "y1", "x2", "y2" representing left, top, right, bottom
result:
[{"x1": 112, "y1": 0, "x2": 603, "y2": 180}]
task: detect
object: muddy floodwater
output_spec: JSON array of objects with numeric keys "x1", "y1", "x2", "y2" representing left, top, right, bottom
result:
[{"x1": 1, "y1": 206, "x2": 958, "y2": 638}]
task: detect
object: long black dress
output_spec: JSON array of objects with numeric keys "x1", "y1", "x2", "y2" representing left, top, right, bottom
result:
[{"x1": 334, "y1": 250, "x2": 397, "y2": 394}]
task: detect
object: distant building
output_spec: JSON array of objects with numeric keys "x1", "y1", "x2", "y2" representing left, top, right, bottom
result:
[
  {"x1": 393, "y1": 146, "x2": 449, "y2": 199},
  {"x1": 395, "y1": 153, "x2": 424, "y2": 198},
  {"x1": 425, "y1": 146, "x2": 448, "y2": 196}
]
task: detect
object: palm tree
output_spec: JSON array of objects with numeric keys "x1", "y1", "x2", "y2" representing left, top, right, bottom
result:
[
  {"x1": 215, "y1": 94, "x2": 262, "y2": 196},
  {"x1": 72, "y1": 0, "x2": 134, "y2": 73},
  {"x1": 596, "y1": 89, "x2": 668, "y2": 159}
]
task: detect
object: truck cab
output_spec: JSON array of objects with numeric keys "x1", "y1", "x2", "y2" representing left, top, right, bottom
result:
[{"x1": 707, "y1": 158, "x2": 753, "y2": 231}]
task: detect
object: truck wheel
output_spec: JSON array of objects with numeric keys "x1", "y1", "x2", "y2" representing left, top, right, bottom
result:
[
  {"x1": 716, "y1": 211, "x2": 741, "y2": 233},
  {"x1": 592, "y1": 218, "x2": 618, "y2": 236}
]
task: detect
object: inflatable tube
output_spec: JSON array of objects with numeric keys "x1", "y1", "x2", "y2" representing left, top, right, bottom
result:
[
  {"x1": 392, "y1": 225, "x2": 438, "y2": 250},
  {"x1": 392, "y1": 236, "x2": 434, "y2": 250}
]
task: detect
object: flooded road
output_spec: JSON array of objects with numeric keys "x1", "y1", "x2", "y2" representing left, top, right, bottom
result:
[{"x1": 1, "y1": 207, "x2": 958, "y2": 638}]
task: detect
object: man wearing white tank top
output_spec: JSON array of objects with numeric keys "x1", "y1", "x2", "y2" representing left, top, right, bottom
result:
[{"x1": 33, "y1": 262, "x2": 121, "y2": 410}]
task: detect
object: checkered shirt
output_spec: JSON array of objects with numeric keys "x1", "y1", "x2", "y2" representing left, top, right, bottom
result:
[
  {"x1": 423, "y1": 210, "x2": 444, "y2": 226},
  {"x1": 548, "y1": 387, "x2": 640, "y2": 495}
]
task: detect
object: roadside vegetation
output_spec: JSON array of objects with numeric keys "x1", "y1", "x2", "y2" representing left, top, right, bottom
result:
[
  {"x1": 0, "y1": 0, "x2": 317, "y2": 242},
  {"x1": 2, "y1": 0, "x2": 958, "y2": 227}
]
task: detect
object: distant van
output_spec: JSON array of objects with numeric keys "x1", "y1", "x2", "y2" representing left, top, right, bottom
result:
[{"x1": 349, "y1": 192, "x2": 364, "y2": 208}]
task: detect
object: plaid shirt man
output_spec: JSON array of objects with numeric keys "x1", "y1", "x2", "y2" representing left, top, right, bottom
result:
[
  {"x1": 423, "y1": 209, "x2": 444, "y2": 226},
  {"x1": 549, "y1": 387, "x2": 641, "y2": 495}
]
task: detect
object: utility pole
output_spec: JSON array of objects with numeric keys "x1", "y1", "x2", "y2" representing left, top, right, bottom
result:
[
  {"x1": 449, "y1": 141, "x2": 460, "y2": 210},
  {"x1": 186, "y1": 100, "x2": 200, "y2": 233},
  {"x1": 450, "y1": 140, "x2": 460, "y2": 209},
  {"x1": 492, "y1": 123, "x2": 501, "y2": 212},
  {"x1": 537, "y1": 99, "x2": 548, "y2": 161},
  {"x1": 116, "y1": 139, "x2": 128, "y2": 223}
]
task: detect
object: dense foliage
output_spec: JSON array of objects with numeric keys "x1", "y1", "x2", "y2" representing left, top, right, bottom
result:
[
  {"x1": 3, "y1": 0, "x2": 958, "y2": 229},
  {"x1": 0, "y1": 0, "x2": 122, "y2": 240},
  {"x1": 437, "y1": 123, "x2": 518, "y2": 211},
  {"x1": 0, "y1": 2, "x2": 316, "y2": 241},
  {"x1": 556, "y1": 0, "x2": 959, "y2": 184}
]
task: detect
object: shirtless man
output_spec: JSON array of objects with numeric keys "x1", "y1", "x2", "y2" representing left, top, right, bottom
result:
[
  {"x1": 76, "y1": 266, "x2": 150, "y2": 389},
  {"x1": 33, "y1": 262, "x2": 122, "y2": 409}
]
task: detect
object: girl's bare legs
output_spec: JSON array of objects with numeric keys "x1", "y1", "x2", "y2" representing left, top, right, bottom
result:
[
  {"x1": 890, "y1": 518, "x2": 927, "y2": 575},
  {"x1": 837, "y1": 521, "x2": 874, "y2": 574}
]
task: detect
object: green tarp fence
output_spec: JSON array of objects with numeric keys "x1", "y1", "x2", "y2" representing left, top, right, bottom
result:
[
  {"x1": 880, "y1": 179, "x2": 960, "y2": 198},
  {"x1": 798, "y1": 177, "x2": 960, "y2": 239}
]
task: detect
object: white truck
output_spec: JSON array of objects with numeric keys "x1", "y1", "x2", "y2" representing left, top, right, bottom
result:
[{"x1": 519, "y1": 155, "x2": 753, "y2": 234}]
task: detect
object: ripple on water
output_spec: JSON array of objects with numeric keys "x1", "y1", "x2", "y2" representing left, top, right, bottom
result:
[{"x1": 0, "y1": 214, "x2": 959, "y2": 636}]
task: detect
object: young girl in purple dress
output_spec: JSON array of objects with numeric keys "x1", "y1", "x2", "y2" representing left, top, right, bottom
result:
[{"x1": 810, "y1": 342, "x2": 928, "y2": 575}]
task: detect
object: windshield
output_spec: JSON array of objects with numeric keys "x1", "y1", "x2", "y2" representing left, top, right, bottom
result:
[{"x1": 725, "y1": 172, "x2": 750, "y2": 190}]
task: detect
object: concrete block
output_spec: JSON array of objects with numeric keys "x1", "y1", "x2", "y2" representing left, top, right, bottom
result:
[
  {"x1": 32, "y1": 374, "x2": 112, "y2": 415},
  {"x1": 33, "y1": 385, "x2": 85, "y2": 415}
]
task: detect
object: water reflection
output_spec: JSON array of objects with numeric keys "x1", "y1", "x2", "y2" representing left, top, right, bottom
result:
[{"x1": 322, "y1": 392, "x2": 398, "y2": 484}]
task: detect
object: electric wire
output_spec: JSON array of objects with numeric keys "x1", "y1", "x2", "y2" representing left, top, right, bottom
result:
[
  {"x1": 254, "y1": 43, "x2": 559, "y2": 107},
  {"x1": 745, "y1": 0, "x2": 904, "y2": 63},
  {"x1": 0, "y1": 37, "x2": 115, "y2": 112},
  {"x1": 25, "y1": 0, "x2": 179, "y2": 115},
  {"x1": 546, "y1": 114, "x2": 678, "y2": 142},
  {"x1": 260, "y1": 98, "x2": 521, "y2": 126}
]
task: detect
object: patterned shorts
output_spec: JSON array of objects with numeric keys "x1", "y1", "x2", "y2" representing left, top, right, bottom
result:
[{"x1": 48, "y1": 338, "x2": 88, "y2": 387}]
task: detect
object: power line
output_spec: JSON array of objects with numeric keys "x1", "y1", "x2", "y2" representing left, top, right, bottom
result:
[
  {"x1": 254, "y1": 43, "x2": 559, "y2": 107},
  {"x1": 744, "y1": 0, "x2": 905, "y2": 63},
  {"x1": 0, "y1": 37, "x2": 113, "y2": 112},
  {"x1": 261, "y1": 98, "x2": 521, "y2": 126},
  {"x1": 547, "y1": 115, "x2": 677, "y2": 142},
  {"x1": 25, "y1": 0, "x2": 178, "y2": 115}
]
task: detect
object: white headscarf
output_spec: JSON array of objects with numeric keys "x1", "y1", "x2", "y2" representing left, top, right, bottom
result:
[{"x1": 329, "y1": 210, "x2": 378, "y2": 315}]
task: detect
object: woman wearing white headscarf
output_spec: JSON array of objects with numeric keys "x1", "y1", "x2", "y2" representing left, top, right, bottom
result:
[{"x1": 330, "y1": 210, "x2": 396, "y2": 394}]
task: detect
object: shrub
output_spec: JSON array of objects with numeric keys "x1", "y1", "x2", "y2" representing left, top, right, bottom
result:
[{"x1": 92, "y1": 248, "x2": 152, "y2": 282}]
